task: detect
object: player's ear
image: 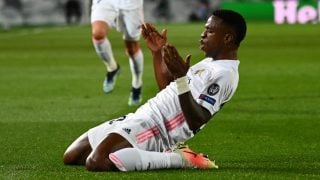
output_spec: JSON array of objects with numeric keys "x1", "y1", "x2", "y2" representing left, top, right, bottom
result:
[{"x1": 224, "y1": 33, "x2": 234, "y2": 45}]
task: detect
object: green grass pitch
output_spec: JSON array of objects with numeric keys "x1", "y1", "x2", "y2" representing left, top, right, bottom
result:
[{"x1": 0, "y1": 22, "x2": 319, "y2": 179}]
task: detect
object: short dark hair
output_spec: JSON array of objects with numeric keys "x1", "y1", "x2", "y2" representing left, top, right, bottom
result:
[{"x1": 213, "y1": 9, "x2": 247, "y2": 46}]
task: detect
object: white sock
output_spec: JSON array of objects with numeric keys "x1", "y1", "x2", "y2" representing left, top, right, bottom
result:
[
  {"x1": 109, "y1": 148, "x2": 184, "y2": 171},
  {"x1": 93, "y1": 38, "x2": 118, "y2": 72},
  {"x1": 129, "y1": 49, "x2": 143, "y2": 88}
]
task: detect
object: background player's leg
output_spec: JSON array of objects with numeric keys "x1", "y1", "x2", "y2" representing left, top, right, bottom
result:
[
  {"x1": 63, "y1": 132, "x2": 92, "y2": 165},
  {"x1": 125, "y1": 40, "x2": 143, "y2": 106},
  {"x1": 92, "y1": 21, "x2": 120, "y2": 93},
  {"x1": 85, "y1": 133, "x2": 133, "y2": 171},
  {"x1": 92, "y1": 21, "x2": 118, "y2": 72}
]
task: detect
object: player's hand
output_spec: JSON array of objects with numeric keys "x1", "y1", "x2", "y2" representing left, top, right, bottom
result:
[
  {"x1": 141, "y1": 23, "x2": 167, "y2": 52},
  {"x1": 162, "y1": 43, "x2": 191, "y2": 79}
]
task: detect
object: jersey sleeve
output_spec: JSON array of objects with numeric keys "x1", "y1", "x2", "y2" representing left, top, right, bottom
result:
[{"x1": 195, "y1": 72, "x2": 233, "y2": 115}]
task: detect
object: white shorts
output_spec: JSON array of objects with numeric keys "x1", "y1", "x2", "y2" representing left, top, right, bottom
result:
[
  {"x1": 87, "y1": 113, "x2": 166, "y2": 152},
  {"x1": 91, "y1": 1, "x2": 144, "y2": 41},
  {"x1": 87, "y1": 112, "x2": 194, "y2": 152}
]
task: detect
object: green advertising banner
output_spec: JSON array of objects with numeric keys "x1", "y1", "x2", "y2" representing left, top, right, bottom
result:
[
  {"x1": 222, "y1": 2, "x2": 274, "y2": 21},
  {"x1": 221, "y1": 1, "x2": 319, "y2": 23}
]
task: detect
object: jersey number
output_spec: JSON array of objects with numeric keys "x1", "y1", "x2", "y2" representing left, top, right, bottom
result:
[{"x1": 108, "y1": 115, "x2": 127, "y2": 125}]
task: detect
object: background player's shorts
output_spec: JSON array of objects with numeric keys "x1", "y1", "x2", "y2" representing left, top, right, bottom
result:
[
  {"x1": 91, "y1": 1, "x2": 144, "y2": 41},
  {"x1": 88, "y1": 113, "x2": 168, "y2": 152}
]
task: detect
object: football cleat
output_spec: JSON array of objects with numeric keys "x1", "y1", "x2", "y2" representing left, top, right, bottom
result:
[
  {"x1": 103, "y1": 65, "x2": 120, "y2": 93},
  {"x1": 128, "y1": 87, "x2": 142, "y2": 106},
  {"x1": 173, "y1": 143, "x2": 218, "y2": 169}
]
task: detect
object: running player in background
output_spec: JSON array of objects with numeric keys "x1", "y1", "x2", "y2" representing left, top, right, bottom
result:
[
  {"x1": 91, "y1": 0, "x2": 144, "y2": 106},
  {"x1": 63, "y1": 9, "x2": 247, "y2": 171}
]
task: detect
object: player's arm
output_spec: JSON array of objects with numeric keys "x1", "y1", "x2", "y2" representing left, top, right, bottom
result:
[
  {"x1": 141, "y1": 23, "x2": 174, "y2": 90},
  {"x1": 162, "y1": 44, "x2": 211, "y2": 132}
]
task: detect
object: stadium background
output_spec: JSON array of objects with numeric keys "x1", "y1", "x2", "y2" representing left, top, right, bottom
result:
[
  {"x1": 0, "y1": 0, "x2": 319, "y2": 179},
  {"x1": 2, "y1": 0, "x2": 318, "y2": 27}
]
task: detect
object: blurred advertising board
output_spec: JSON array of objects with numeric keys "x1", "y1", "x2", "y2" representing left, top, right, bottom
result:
[{"x1": 221, "y1": 0, "x2": 319, "y2": 24}]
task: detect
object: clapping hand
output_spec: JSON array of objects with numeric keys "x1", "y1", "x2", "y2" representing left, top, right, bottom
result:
[
  {"x1": 141, "y1": 23, "x2": 167, "y2": 52},
  {"x1": 162, "y1": 43, "x2": 191, "y2": 79}
]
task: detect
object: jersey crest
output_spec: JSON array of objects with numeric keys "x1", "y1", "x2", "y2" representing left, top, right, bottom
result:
[
  {"x1": 207, "y1": 83, "x2": 220, "y2": 96},
  {"x1": 194, "y1": 69, "x2": 206, "y2": 76}
]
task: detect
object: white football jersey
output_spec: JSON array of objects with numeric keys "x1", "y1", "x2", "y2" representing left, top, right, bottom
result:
[
  {"x1": 88, "y1": 58, "x2": 240, "y2": 151},
  {"x1": 134, "y1": 58, "x2": 240, "y2": 145}
]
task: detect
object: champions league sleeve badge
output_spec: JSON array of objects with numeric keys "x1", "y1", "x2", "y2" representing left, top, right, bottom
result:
[
  {"x1": 207, "y1": 83, "x2": 220, "y2": 96},
  {"x1": 198, "y1": 83, "x2": 220, "y2": 106}
]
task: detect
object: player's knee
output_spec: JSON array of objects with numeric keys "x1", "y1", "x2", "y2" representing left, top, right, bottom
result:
[
  {"x1": 92, "y1": 29, "x2": 106, "y2": 41},
  {"x1": 85, "y1": 156, "x2": 102, "y2": 171},
  {"x1": 125, "y1": 41, "x2": 140, "y2": 57},
  {"x1": 85, "y1": 155, "x2": 114, "y2": 171},
  {"x1": 126, "y1": 46, "x2": 140, "y2": 57},
  {"x1": 63, "y1": 150, "x2": 76, "y2": 165}
]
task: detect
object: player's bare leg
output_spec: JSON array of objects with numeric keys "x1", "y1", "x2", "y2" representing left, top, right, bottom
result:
[
  {"x1": 92, "y1": 21, "x2": 120, "y2": 93},
  {"x1": 85, "y1": 133, "x2": 133, "y2": 171},
  {"x1": 63, "y1": 133, "x2": 92, "y2": 165},
  {"x1": 125, "y1": 40, "x2": 143, "y2": 106}
]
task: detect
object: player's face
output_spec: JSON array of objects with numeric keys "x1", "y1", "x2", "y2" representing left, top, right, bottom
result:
[{"x1": 200, "y1": 16, "x2": 226, "y2": 58}]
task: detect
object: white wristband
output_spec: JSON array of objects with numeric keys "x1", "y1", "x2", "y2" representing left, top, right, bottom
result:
[{"x1": 175, "y1": 76, "x2": 190, "y2": 95}]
